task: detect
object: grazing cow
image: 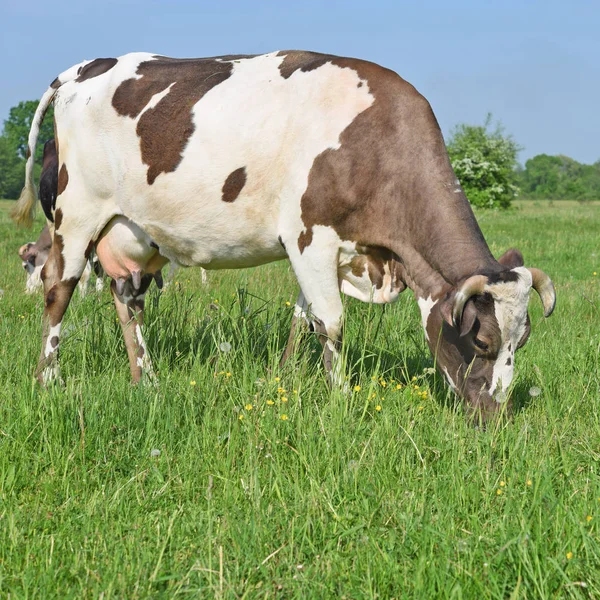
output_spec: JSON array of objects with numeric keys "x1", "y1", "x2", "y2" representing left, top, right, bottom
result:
[
  {"x1": 13, "y1": 51, "x2": 555, "y2": 421},
  {"x1": 17, "y1": 140, "x2": 102, "y2": 295}
]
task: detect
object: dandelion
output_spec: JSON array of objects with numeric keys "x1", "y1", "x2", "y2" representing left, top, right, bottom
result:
[
  {"x1": 150, "y1": 449, "x2": 161, "y2": 457},
  {"x1": 594, "y1": 272, "x2": 597, "y2": 276},
  {"x1": 375, "y1": 405, "x2": 382, "y2": 411},
  {"x1": 566, "y1": 551, "x2": 573, "y2": 560},
  {"x1": 396, "y1": 384, "x2": 402, "y2": 390},
  {"x1": 219, "y1": 341, "x2": 232, "y2": 353},
  {"x1": 529, "y1": 386, "x2": 541, "y2": 397},
  {"x1": 245, "y1": 403, "x2": 253, "y2": 411},
  {"x1": 239, "y1": 414, "x2": 244, "y2": 421},
  {"x1": 411, "y1": 376, "x2": 417, "y2": 382},
  {"x1": 371, "y1": 375, "x2": 377, "y2": 381},
  {"x1": 587, "y1": 515, "x2": 593, "y2": 522},
  {"x1": 190, "y1": 380, "x2": 197, "y2": 386},
  {"x1": 274, "y1": 377, "x2": 281, "y2": 382},
  {"x1": 281, "y1": 396, "x2": 288, "y2": 403},
  {"x1": 277, "y1": 387, "x2": 286, "y2": 394},
  {"x1": 354, "y1": 385, "x2": 361, "y2": 392},
  {"x1": 380, "y1": 380, "x2": 387, "y2": 388},
  {"x1": 280, "y1": 414, "x2": 288, "y2": 421},
  {"x1": 267, "y1": 400, "x2": 275, "y2": 406},
  {"x1": 500, "y1": 481, "x2": 506, "y2": 487},
  {"x1": 527, "y1": 480, "x2": 532, "y2": 486},
  {"x1": 285, "y1": 301, "x2": 291, "y2": 306},
  {"x1": 226, "y1": 372, "x2": 232, "y2": 377},
  {"x1": 496, "y1": 489, "x2": 502, "y2": 496}
]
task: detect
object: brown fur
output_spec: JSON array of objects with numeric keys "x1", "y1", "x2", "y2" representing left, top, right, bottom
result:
[
  {"x1": 57, "y1": 165, "x2": 69, "y2": 196},
  {"x1": 112, "y1": 56, "x2": 241, "y2": 184},
  {"x1": 221, "y1": 167, "x2": 247, "y2": 202},
  {"x1": 76, "y1": 58, "x2": 118, "y2": 82}
]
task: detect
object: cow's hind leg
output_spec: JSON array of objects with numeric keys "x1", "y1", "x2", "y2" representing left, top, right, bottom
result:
[
  {"x1": 36, "y1": 228, "x2": 93, "y2": 385},
  {"x1": 111, "y1": 275, "x2": 156, "y2": 383},
  {"x1": 285, "y1": 229, "x2": 345, "y2": 386}
]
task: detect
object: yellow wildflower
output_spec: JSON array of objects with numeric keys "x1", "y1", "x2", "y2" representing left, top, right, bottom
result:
[
  {"x1": 274, "y1": 377, "x2": 280, "y2": 382},
  {"x1": 496, "y1": 489, "x2": 502, "y2": 496},
  {"x1": 280, "y1": 414, "x2": 288, "y2": 421},
  {"x1": 238, "y1": 414, "x2": 244, "y2": 421},
  {"x1": 418, "y1": 406, "x2": 424, "y2": 411},
  {"x1": 527, "y1": 480, "x2": 532, "y2": 486},
  {"x1": 293, "y1": 389, "x2": 298, "y2": 394},
  {"x1": 281, "y1": 396, "x2": 288, "y2": 403},
  {"x1": 190, "y1": 380, "x2": 197, "y2": 386},
  {"x1": 277, "y1": 387, "x2": 286, "y2": 394},
  {"x1": 285, "y1": 301, "x2": 291, "y2": 306},
  {"x1": 354, "y1": 385, "x2": 361, "y2": 392},
  {"x1": 587, "y1": 515, "x2": 593, "y2": 522},
  {"x1": 500, "y1": 481, "x2": 506, "y2": 487},
  {"x1": 375, "y1": 405, "x2": 382, "y2": 411},
  {"x1": 396, "y1": 384, "x2": 402, "y2": 390},
  {"x1": 226, "y1": 372, "x2": 232, "y2": 377},
  {"x1": 267, "y1": 400, "x2": 275, "y2": 405},
  {"x1": 245, "y1": 403, "x2": 253, "y2": 410},
  {"x1": 380, "y1": 381, "x2": 387, "y2": 388},
  {"x1": 566, "y1": 551, "x2": 573, "y2": 560}
]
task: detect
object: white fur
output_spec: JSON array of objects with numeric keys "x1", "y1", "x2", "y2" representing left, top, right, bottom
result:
[
  {"x1": 417, "y1": 295, "x2": 436, "y2": 342},
  {"x1": 488, "y1": 267, "x2": 532, "y2": 401},
  {"x1": 24, "y1": 263, "x2": 43, "y2": 294}
]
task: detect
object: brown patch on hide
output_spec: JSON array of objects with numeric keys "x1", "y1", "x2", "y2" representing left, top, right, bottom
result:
[
  {"x1": 221, "y1": 167, "x2": 247, "y2": 202},
  {"x1": 57, "y1": 165, "x2": 69, "y2": 196},
  {"x1": 112, "y1": 55, "x2": 247, "y2": 184},
  {"x1": 76, "y1": 58, "x2": 118, "y2": 82}
]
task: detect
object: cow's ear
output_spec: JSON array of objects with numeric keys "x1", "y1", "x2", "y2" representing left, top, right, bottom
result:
[
  {"x1": 459, "y1": 301, "x2": 478, "y2": 337},
  {"x1": 497, "y1": 248, "x2": 524, "y2": 268}
]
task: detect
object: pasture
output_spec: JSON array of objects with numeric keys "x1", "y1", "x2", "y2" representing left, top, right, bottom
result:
[{"x1": 0, "y1": 199, "x2": 599, "y2": 598}]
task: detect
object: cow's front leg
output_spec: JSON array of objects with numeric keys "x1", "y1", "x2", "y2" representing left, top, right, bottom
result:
[
  {"x1": 111, "y1": 274, "x2": 155, "y2": 384},
  {"x1": 36, "y1": 233, "x2": 90, "y2": 386},
  {"x1": 285, "y1": 229, "x2": 345, "y2": 387}
]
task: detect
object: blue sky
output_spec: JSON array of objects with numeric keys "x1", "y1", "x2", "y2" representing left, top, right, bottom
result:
[{"x1": 1, "y1": 0, "x2": 597, "y2": 164}]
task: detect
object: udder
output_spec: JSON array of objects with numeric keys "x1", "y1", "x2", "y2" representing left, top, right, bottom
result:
[{"x1": 96, "y1": 216, "x2": 168, "y2": 286}]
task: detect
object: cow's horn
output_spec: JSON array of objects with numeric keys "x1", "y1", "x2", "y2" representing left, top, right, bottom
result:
[
  {"x1": 528, "y1": 268, "x2": 556, "y2": 317},
  {"x1": 452, "y1": 275, "x2": 488, "y2": 328}
]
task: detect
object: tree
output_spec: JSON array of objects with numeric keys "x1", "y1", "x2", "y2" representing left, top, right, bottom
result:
[
  {"x1": 0, "y1": 136, "x2": 23, "y2": 199},
  {"x1": 519, "y1": 154, "x2": 600, "y2": 200},
  {"x1": 0, "y1": 100, "x2": 54, "y2": 199},
  {"x1": 446, "y1": 114, "x2": 521, "y2": 209}
]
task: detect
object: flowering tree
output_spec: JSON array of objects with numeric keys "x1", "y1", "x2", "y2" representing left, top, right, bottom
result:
[{"x1": 447, "y1": 114, "x2": 521, "y2": 209}]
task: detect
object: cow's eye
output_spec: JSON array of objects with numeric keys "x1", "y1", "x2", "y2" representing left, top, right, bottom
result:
[{"x1": 473, "y1": 338, "x2": 489, "y2": 351}]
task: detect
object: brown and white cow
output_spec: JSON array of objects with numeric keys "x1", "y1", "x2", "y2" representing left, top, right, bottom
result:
[{"x1": 13, "y1": 51, "x2": 555, "y2": 421}]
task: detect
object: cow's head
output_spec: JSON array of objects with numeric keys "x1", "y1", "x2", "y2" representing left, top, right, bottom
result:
[
  {"x1": 18, "y1": 242, "x2": 38, "y2": 273},
  {"x1": 422, "y1": 249, "x2": 555, "y2": 422}
]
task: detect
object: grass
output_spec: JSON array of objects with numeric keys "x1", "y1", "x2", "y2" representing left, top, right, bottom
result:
[{"x1": 0, "y1": 198, "x2": 598, "y2": 599}]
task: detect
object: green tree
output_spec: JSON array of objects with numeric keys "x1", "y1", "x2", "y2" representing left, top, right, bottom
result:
[
  {"x1": 520, "y1": 154, "x2": 600, "y2": 200},
  {"x1": 0, "y1": 100, "x2": 54, "y2": 199},
  {"x1": 447, "y1": 114, "x2": 521, "y2": 209},
  {"x1": 0, "y1": 136, "x2": 23, "y2": 199}
]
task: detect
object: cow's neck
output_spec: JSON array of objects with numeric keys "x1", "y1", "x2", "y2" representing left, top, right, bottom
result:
[{"x1": 392, "y1": 187, "x2": 500, "y2": 302}]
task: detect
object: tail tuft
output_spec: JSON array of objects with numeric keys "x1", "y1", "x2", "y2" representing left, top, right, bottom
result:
[{"x1": 11, "y1": 182, "x2": 37, "y2": 228}]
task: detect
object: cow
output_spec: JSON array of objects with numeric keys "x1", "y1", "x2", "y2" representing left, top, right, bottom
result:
[
  {"x1": 12, "y1": 51, "x2": 555, "y2": 422},
  {"x1": 17, "y1": 140, "x2": 103, "y2": 295}
]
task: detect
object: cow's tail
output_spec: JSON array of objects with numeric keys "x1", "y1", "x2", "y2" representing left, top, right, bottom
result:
[{"x1": 11, "y1": 86, "x2": 59, "y2": 228}]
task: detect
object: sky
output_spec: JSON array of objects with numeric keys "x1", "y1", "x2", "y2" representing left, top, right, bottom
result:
[{"x1": 1, "y1": 0, "x2": 598, "y2": 165}]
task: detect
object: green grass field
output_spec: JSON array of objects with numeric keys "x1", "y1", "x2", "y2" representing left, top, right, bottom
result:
[{"x1": 0, "y1": 199, "x2": 598, "y2": 599}]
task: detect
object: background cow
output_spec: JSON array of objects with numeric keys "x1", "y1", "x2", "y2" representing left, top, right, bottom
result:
[{"x1": 13, "y1": 51, "x2": 555, "y2": 422}]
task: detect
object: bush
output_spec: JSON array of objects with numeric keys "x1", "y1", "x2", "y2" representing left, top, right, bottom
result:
[{"x1": 447, "y1": 114, "x2": 521, "y2": 209}]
